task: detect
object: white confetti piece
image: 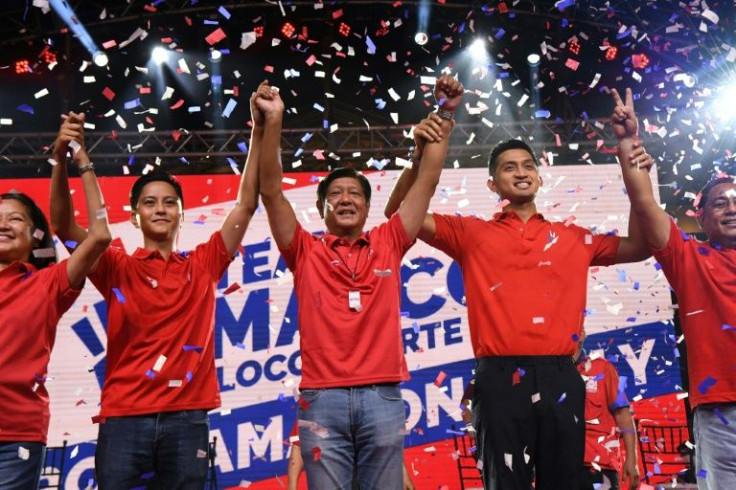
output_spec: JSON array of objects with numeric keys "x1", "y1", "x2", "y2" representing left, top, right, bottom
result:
[{"x1": 153, "y1": 355, "x2": 167, "y2": 372}]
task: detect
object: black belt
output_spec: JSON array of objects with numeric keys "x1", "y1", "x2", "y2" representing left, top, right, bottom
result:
[{"x1": 477, "y1": 355, "x2": 572, "y2": 368}]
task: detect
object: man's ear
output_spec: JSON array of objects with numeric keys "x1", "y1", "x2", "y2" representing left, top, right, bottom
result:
[
  {"x1": 487, "y1": 177, "x2": 497, "y2": 194},
  {"x1": 130, "y1": 212, "x2": 139, "y2": 228},
  {"x1": 316, "y1": 199, "x2": 325, "y2": 219}
]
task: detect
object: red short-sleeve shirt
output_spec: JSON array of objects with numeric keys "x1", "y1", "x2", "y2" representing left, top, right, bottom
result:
[
  {"x1": 0, "y1": 261, "x2": 81, "y2": 443},
  {"x1": 89, "y1": 231, "x2": 232, "y2": 418},
  {"x1": 429, "y1": 212, "x2": 620, "y2": 356},
  {"x1": 279, "y1": 213, "x2": 413, "y2": 389},
  {"x1": 578, "y1": 357, "x2": 629, "y2": 471},
  {"x1": 653, "y1": 219, "x2": 736, "y2": 408}
]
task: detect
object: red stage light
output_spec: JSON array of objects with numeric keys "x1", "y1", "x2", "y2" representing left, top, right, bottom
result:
[
  {"x1": 569, "y1": 39, "x2": 581, "y2": 55},
  {"x1": 605, "y1": 46, "x2": 618, "y2": 61},
  {"x1": 254, "y1": 26, "x2": 264, "y2": 38},
  {"x1": 15, "y1": 59, "x2": 30, "y2": 74},
  {"x1": 338, "y1": 22, "x2": 351, "y2": 37},
  {"x1": 632, "y1": 53, "x2": 650, "y2": 69},
  {"x1": 281, "y1": 22, "x2": 295, "y2": 38}
]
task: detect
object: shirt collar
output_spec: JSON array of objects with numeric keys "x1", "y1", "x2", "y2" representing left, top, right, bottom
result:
[
  {"x1": 132, "y1": 247, "x2": 186, "y2": 262},
  {"x1": 492, "y1": 210, "x2": 545, "y2": 222},
  {"x1": 322, "y1": 230, "x2": 371, "y2": 249}
]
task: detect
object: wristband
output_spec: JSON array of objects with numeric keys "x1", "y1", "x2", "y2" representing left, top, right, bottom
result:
[
  {"x1": 78, "y1": 162, "x2": 95, "y2": 174},
  {"x1": 436, "y1": 109, "x2": 454, "y2": 121}
]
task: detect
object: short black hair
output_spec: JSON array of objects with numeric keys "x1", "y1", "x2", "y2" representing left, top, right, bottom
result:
[
  {"x1": 317, "y1": 167, "x2": 372, "y2": 204},
  {"x1": 1, "y1": 192, "x2": 57, "y2": 269},
  {"x1": 130, "y1": 171, "x2": 184, "y2": 211},
  {"x1": 697, "y1": 176, "x2": 735, "y2": 211},
  {"x1": 488, "y1": 139, "x2": 538, "y2": 176}
]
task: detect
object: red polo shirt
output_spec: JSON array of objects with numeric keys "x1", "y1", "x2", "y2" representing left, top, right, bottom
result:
[
  {"x1": 578, "y1": 357, "x2": 629, "y2": 471},
  {"x1": 0, "y1": 261, "x2": 80, "y2": 444},
  {"x1": 89, "y1": 232, "x2": 232, "y2": 418},
  {"x1": 279, "y1": 213, "x2": 413, "y2": 389},
  {"x1": 653, "y1": 219, "x2": 736, "y2": 409},
  {"x1": 429, "y1": 212, "x2": 620, "y2": 356}
]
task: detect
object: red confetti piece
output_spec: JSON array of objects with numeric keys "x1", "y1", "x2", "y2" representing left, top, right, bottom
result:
[
  {"x1": 205, "y1": 28, "x2": 227, "y2": 46},
  {"x1": 565, "y1": 58, "x2": 580, "y2": 70},
  {"x1": 102, "y1": 87, "x2": 115, "y2": 101},
  {"x1": 298, "y1": 398, "x2": 311, "y2": 410},
  {"x1": 224, "y1": 282, "x2": 241, "y2": 295},
  {"x1": 170, "y1": 99, "x2": 185, "y2": 110},
  {"x1": 264, "y1": 65, "x2": 274, "y2": 73},
  {"x1": 434, "y1": 371, "x2": 447, "y2": 387},
  {"x1": 311, "y1": 446, "x2": 321, "y2": 461}
]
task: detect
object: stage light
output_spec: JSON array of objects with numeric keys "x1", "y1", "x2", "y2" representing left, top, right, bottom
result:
[
  {"x1": 254, "y1": 26, "x2": 264, "y2": 38},
  {"x1": 15, "y1": 59, "x2": 30, "y2": 74},
  {"x1": 338, "y1": 22, "x2": 351, "y2": 37},
  {"x1": 414, "y1": 32, "x2": 428, "y2": 46},
  {"x1": 50, "y1": 0, "x2": 106, "y2": 68},
  {"x1": 527, "y1": 53, "x2": 541, "y2": 66},
  {"x1": 152, "y1": 46, "x2": 170, "y2": 65},
  {"x1": 93, "y1": 51, "x2": 109, "y2": 67},
  {"x1": 568, "y1": 39, "x2": 581, "y2": 55},
  {"x1": 281, "y1": 22, "x2": 296, "y2": 38},
  {"x1": 469, "y1": 38, "x2": 486, "y2": 58},
  {"x1": 605, "y1": 46, "x2": 618, "y2": 61},
  {"x1": 632, "y1": 53, "x2": 650, "y2": 69},
  {"x1": 209, "y1": 49, "x2": 222, "y2": 62}
]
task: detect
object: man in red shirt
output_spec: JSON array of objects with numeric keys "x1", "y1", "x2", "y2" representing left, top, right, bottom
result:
[
  {"x1": 384, "y1": 118, "x2": 650, "y2": 488},
  {"x1": 49, "y1": 85, "x2": 266, "y2": 488},
  {"x1": 612, "y1": 87, "x2": 736, "y2": 489},
  {"x1": 574, "y1": 332, "x2": 639, "y2": 490},
  {"x1": 255, "y1": 75, "x2": 463, "y2": 489}
]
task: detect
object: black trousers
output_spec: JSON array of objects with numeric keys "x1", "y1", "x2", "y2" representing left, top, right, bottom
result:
[
  {"x1": 579, "y1": 467, "x2": 620, "y2": 490},
  {"x1": 472, "y1": 356, "x2": 585, "y2": 490}
]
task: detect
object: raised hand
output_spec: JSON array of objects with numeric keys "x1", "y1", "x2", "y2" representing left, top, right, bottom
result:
[
  {"x1": 53, "y1": 111, "x2": 88, "y2": 164},
  {"x1": 434, "y1": 74, "x2": 464, "y2": 112},
  {"x1": 253, "y1": 80, "x2": 284, "y2": 123},
  {"x1": 610, "y1": 88, "x2": 638, "y2": 140}
]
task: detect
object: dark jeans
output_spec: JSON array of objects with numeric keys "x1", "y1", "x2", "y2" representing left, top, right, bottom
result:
[
  {"x1": 0, "y1": 441, "x2": 45, "y2": 489},
  {"x1": 579, "y1": 467, "x2": 619, "y2": 489},
  {"x1": 95, "y1": 410, "x2": 210, "y2": 489},
  {"x1": 473, "y1": 356, "x2": 585, "y2": 490}
]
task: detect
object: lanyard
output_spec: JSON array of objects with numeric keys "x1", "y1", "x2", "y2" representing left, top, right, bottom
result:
[{"x1": 333, "y1": 243, "x2": 365, "y2": 281}]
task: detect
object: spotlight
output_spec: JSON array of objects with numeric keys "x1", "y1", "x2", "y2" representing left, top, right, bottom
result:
[
  {"x1": 93, "y1": 51, "x2": 109, "y2": 67},
  {"x1": 254, "y1": 26, "x2": 264, "y2": 38},
  {"x1": 338, "y1": 22, "x2": 351, "y2": 37},
  {"x1": 527, "y1": 53, "x2": 541, "y2": 66},
  {"x1": 605, "y1": 46, "x2": 618, "y2": 61},
  {"x1": 414, "y1": 32, "x2": 428, "y2": 46},
  {"x1": 568, "y1": 39, "x2": 581, "y2": 55},
  {"x1": 469, "y1": 38, "x2": 486, "y2": 58},
  {"x1": 632, "y1": 53, "x2": 650, "y2": 69},
  {"x1": 152, "y1": 46, "x2": 170, "y2": 65},
  {"x1": 209, "y1": 49, "x2": 222, "y2": 62},
  {"x1": 15, "y1": 59, "x2": 31, "y2": 74},
  {"x1": 281, "y1": 22, "x2": 296, "y2": 38}
]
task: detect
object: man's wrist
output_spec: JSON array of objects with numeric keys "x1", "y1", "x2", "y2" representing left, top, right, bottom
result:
[
  {"x1": 436, "y1": 109, "x2": 454, "y2": 121},
  {"x1": 77, "y1": 162, "x2": 95, "y2": 174}
]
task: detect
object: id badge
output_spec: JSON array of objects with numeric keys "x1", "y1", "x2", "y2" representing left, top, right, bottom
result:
[{"x1": 349, "y1": 290, "x2": 362, "y2": 312}]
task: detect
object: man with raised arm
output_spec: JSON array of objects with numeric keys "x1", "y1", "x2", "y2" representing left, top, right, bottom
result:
[
  {"x1": 49, "y1": 83, "x2": 265, "y2": 488},
  {"x1": 611, "y1": 87, "x2": 736, "y2": 489},
  {"x1": 255, "y1": 75, "x2": 463, "y2": 489},
  {"x1": 385, "y1": 116, "x2": 651, "y2": 489}
]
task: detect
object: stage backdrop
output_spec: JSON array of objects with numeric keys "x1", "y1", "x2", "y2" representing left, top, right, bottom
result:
[{"x1": 5, "y1": 164, "x2": 678, "y2": 488}]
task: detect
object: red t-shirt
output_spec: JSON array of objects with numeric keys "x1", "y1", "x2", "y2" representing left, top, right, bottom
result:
[
  {"x1": 429, "y1": 212, "x2": 620, "y2": 356},
  {"x1": 0, "y1": 261, "x2": 80, "y2": 443},
  {"x1": 653, "y1": 219, "x2": 736, "y2": 408},
  {"x1": 279, "y1": 213, "x2": 413, "y2": 389},
  {"x1": 89, "y1": 232, "x2": 232, "y2": 418},
  {"x1": 578, "y1": 357, "x2": 629, "y2": 471}
]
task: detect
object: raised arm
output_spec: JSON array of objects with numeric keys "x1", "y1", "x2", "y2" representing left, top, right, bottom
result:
[
  {"x1": 611, "y1": 88, "x2": 671, "y2": 255},
  {"x1": 50, "y1": 112, "x2": 111, "y2": 288},
  {"x1": 613, "y1": 406, "x2": 640, "y2": 490},
  {"x1": 219, "y1": 88, "x2": 264, "y2": 256},
  {"x1": 50, "y1": 112, "x2": 90, "y2": 247},
  {"x1": 387, "y1": 75, "x2": 463, "y2": 241},
  {"x1": 256, "y1": 81, "x2": 298, "y2": 249}
]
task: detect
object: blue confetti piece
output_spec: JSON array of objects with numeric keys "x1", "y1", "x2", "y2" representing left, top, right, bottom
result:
[
  {"x1": 183, "y1": 345, "x2": 203, "y2": 353},
  {"x1": 561, "y1": 18, "x2": 569, "y2": 28},
  {"x1": 618, "y1": 269, "x2": 627, "y2": 282},
  {"x1": 494, "y1": 28, "x2": 505, "y2": 39},
  {"x1": 186, "y1": 371, "x2": 193, "y2": 382},
  {"x1": 723, "y1": 324, "x2": 736, "y2": 331},
  {"x1": 17, "y1": 104, "x2": 34, "y2": 115},
  {"x1": 613, "y1": 376, "x2": 629, "y2": 409},
  {"x1": 237, "y1": 141, "x2": 248, "y2": 153},
  {"x1": 222, "y1": 98, "x2": 237, "y2": 118},
  {"x1": 211, "y1": 75, "x2": 222, "y2": 87},
  {"x1": 697, "y1": 246, "x2": 710, "y2": 256},
  {"x1": 697, "y1": 469, "x2": 707, "y2": 478},
  {"x1": 323, "y1": 118, "x2": 329, "y2": 130},
  {"x1": 713, "y1": 408, "x2": 730, "y2": 426},
  {"x1": 558, "y1": 392, "x2": 567, "y2": 403},
  {"x1": 374, "y1": 98, "x2": 386, "y2": 110},
  {"x1": 141, "y1": 471, "x2": 155, "y2": 480},
  {"x1": 203, "y1": 19, "x2": 219, "y2": 25},
  {"x1": 301, "y1": 132, "x2": 313, "y2": 143},
  {"x1": 412, "y1": 322, "x2": 420, "y2": 334},
  {"x1": 64, "y1": 240, "x2": 78, "y2": 249},
  {"x1": 365, "y1": 35, "x2": 376, "y2": 55},
  {"x1": 112, "y1": 287, "x2": 126, "y2": 303},
  {"x1": 446, "y1": 429, "x2": 465, "y2": 436},
  {"x1": 193, "y1": 220, "x2": 205, "y2": 225},
  {"x1": 236, "y1": 342, "x2": 245, "y2": 349},
  {"x1": 653, "y1": 262, "x2": 662, "y2": 271},
  {"x1": 571, "y1": 333, "x2": 579, "y2": 342},
  {"x1": 698, "y1": 376, "x2": 718, "y2": 395},
  {"x1": 400, "y1": 311, "x2": 410, "y2": 317},
  {"x1": 145, "y1": 369, "x2": 155, "y2": 379},
  {"x1": 534, "y1": 110, "x2": 551, "y2": 119},
  {"x1": 124, "y1": 98, "x2": 140, "y2": 110},
  {"x1": 517, "y1": 368, "x2": 526, "y2": 377},
  {"x1": 633, "y1": 281, "x2": 640, "y2": 290},
  {"x1": 680, "y1": 230, "x2": 691, "y2": 241},
  {"x1": 218, "y1": 5, "x2": 231, "y2": 19},
  {"x1": 277, "y1": 393, "x2": 286, "y2": 402}
]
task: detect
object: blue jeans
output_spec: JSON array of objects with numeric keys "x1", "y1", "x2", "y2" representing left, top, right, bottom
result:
[
  {"x1": 95, "y1": 410, "x2": 210, "y2": 489},
  {"x1": 694, "y1": 403, "x2": 736, "y2": 489},
  {"x1": 298, "y1": 384, "x2": 405, "y2": 490},
  {"x1": 0, "y1": 441, "x2": 45, "y2": 489}
]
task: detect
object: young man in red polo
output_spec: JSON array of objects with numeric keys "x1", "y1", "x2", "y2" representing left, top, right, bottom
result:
[
  {"x1": 385, "y1": 117, "x2": 651, "y2": 488},
  {"x1": 48, "y1": 84, "x2": 268, "y2": 488},
  {"x1": 611, "y1": 87, "x2": 736, "y2": 489},
  {"x1": 254, "y1": 75, "x2": 463, "y2": 489},
  {"x1": 574, "y1": 331, "x2": 640, "y2": 490}
]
